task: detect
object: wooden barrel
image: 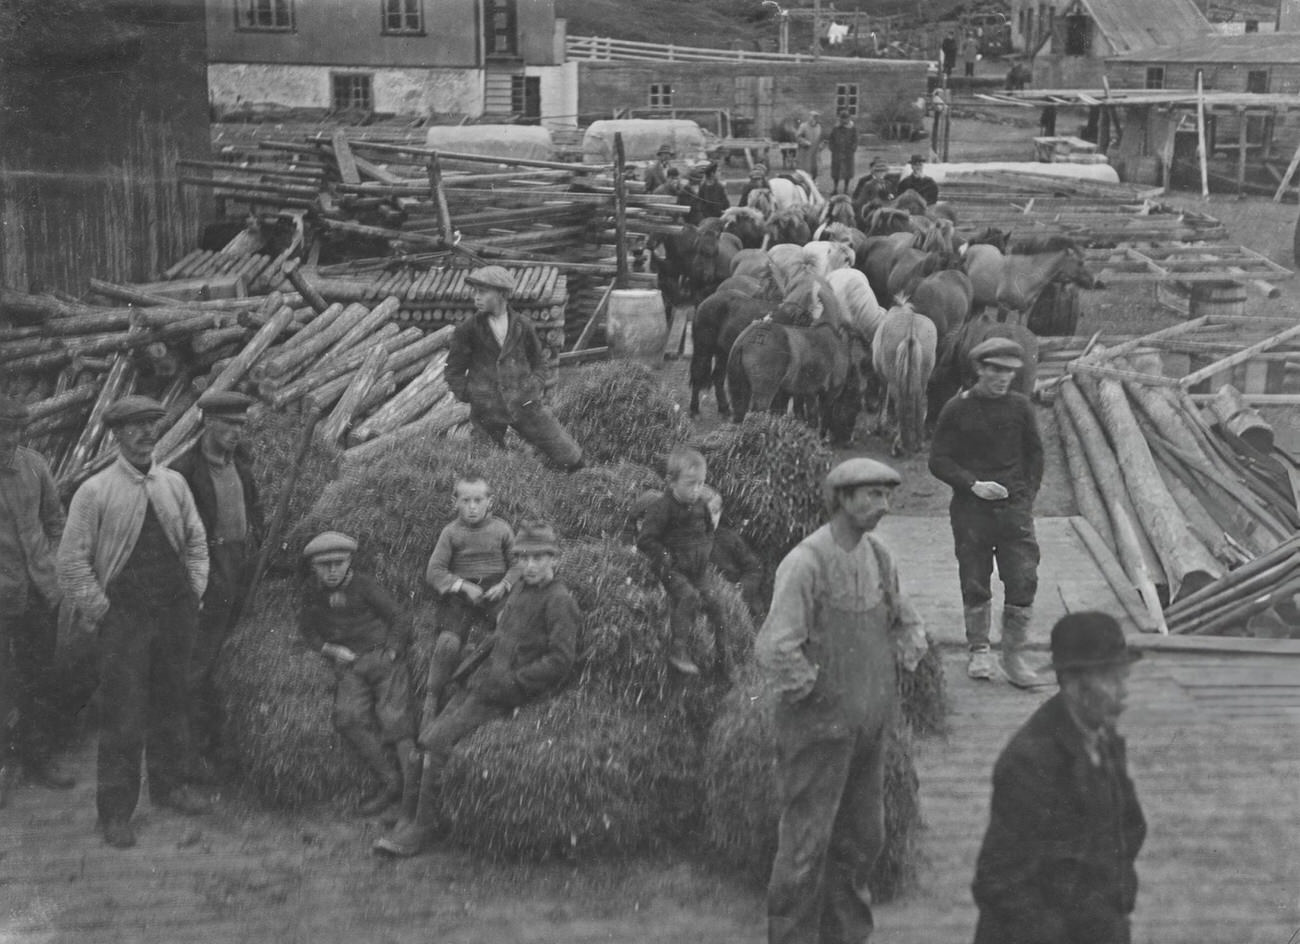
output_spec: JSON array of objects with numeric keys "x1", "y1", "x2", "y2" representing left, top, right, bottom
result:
[
  {"x1": 1188, "y1": 281, "x2": 1247, "y2": 319},
  {"x1": 606, "y1": 289, "x2": 668, "y2": 367}
]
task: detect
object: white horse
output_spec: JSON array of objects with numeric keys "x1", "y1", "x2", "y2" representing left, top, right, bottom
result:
[
  {"x1": 745, "y1": 169, "x2": 827, "y2": 215},
  {"x1": 826, "y1": 268, "x2": 884, "y2": 341},
  {"x1": 872, "y1": 299, "x2": 937, "y2": 456}
]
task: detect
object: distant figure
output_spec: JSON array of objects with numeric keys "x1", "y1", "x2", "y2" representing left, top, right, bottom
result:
[
  {"x1": 694, "y1": 162, "x2": 730, "y2": 220},
  {"x1": 643, "y1": 143, "x2": 674, "y2": 193},
  {"x1": 1040, "y1": 106, "x2": 1058, "y2": 137},
  {"x1": 941, "y1": 31, "x2": 958, "y2": 76},
  {"x1": 795, "y1": 110, "x2": 824, "y2": 182},
  {"x1": 897, "y1": 153, "x2": 940, "y2": 206},
  {"x1": 972, "y1": 611, "x2": 1147, "y2": 944},
  {"x1": 961, "y1": 33, "x2": 980, "y2": 77},
  {"x1": 852, "y1": 156, "x2": 895, "y2": 209},
  {"x1": 1006, "y1": 61, "x2": 1029, "y2": 91},
  {"x1": 739, "y1": 163, "x2": 770, "y2": 208},
  {"x1": 827, "y1": 109, "x2": 859, "y2": 195}
]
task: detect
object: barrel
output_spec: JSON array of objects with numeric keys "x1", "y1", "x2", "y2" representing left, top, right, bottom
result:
[
  {"x1": 606, "y1": 289, "x2": 668, "y2": 367},
  {"x1": 1188, "y1": 281, "x2": 1247, "y2": 319}
]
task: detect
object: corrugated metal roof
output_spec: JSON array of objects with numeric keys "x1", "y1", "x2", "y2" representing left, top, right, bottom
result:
[
  {"x1": 1108, "y1": 30, "x2": 1300, "y2": 62},
  {"x1": 1070, "y1": 0, "x2": 1213, "y2": 53}
]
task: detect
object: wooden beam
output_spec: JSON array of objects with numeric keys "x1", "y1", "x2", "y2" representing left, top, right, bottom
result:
[
  {"x1": 614, "y1": 133, "x2": 629, "y2": 290},
  {"x1": 1272, "y1": 138, "x2": 1300, "y2": 203},
  {"x1": 1179, "y1": 321, "x2": 1300, "y2": 388}
]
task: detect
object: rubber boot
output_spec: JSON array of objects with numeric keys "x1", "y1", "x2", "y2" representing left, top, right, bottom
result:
[
  {"x1": 964, "y1": 603, "x2": 996, "y2": 680},
  {"x1": 1001, "y1": 605, "x2": 1051, "y2": 691}
]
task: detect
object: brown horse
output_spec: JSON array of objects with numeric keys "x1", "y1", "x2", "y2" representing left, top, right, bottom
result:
[
  {"x1": 872, "y1": 300, "x2": 938, "y2": 456},
  {"x1": 930, "y1": 312, "x2": 1040, "y2": 418},
  {"x1": 654, "y1": 222, "x2": 743, "y2": 308},
  {"x1": 964, "y1": 238, "x2": 1100, "y2": 322}
]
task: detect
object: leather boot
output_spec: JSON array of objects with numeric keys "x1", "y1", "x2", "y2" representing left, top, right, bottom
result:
[
  {"x1": 422, "y1": 633, "x2": 461, "y2": 721},
  {"x1": 341, "y1": 726, "x2": 401, "y2": 815},
  {"x1": 373, "y1": 754, "x2": 437, "y2": 857},
  {"x1": 1001, "y1": 605, "x2": 1051, "y2": 691},
  {"x1": 964, "y1": 603, "x2": 996, "y2": 680},
  {"x1": 387, "y1": 740, "x2": 420, "y2": 829}
]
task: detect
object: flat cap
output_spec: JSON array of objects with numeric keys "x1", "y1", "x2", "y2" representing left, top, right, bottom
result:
[
  {"x1": 1049, "y1": 611, "x2": 1141, "y2": 672},
  {"x1": 198, "y1": 390, "x2": 256, "y2": 417},
  {"x1": 103, "y1": 395, "x2": 166, "y2": 428},
  {"x1": 0, "y1": 394, "x2": 30, "y2": 426},
  {"x1": 749, "y1": 164, "x2": 767, "y2": 178},
  {"x1": 909, "y1": 153, "x2": 927, "y2": 164},
  {"x1": 513, "y1": 521, "x2": 559, "y2": 556},
  {"x1": 302, "y1": 530, "x2": 358, "y2": 559},
  {"x1": 825, "y1": 457, "x2": 901, "y2": 489},
  {"x1": 656, "y1": 142, "x2": 674, "y2": 156},
  {"x1": 970, "y1": 337, "x2": 1024, "y2": 369},
  {"x1": 465, "y1": 265, "x2": 515, "y2": 295},
  {"x1": 870, "y1": 157, "x2": 889, "y2": 170}
]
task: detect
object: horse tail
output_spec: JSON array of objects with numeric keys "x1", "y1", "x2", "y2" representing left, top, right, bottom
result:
[{"x1": 896, "y1": 317, "x2": 925, "y2": 454}]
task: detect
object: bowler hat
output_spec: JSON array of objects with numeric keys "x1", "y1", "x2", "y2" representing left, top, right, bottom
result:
[
  {"x1": 465, "y1": 265, "x2": 515, "y2": 295},
  {"x1": 870, "y1": 157, "x2": 888, "y2": 170},
  {"x1": 0, "y1": 394, "x2": 30, "y2": 426},
  {"x1": 970, "y1": 337, "x2": 1024, "y2": 369},
  {"x1": 103, "y1": 395, "x2": 166, "y2": 428},
  {"x1": 513, "y1": 521, "x2": 559, "y2": 556},
  {"x1": 198, "y1": 390, "x2": 256, "y2": 419},
  {"x1": 302, "y1": 530, "x2": 358, "y2": 559},
  {"x1": 825, "y1": 457, "x2": 902, "y2": 490},
  {"x1": 1049, "y1": 611, "x2": 1141, "y2": 672}
]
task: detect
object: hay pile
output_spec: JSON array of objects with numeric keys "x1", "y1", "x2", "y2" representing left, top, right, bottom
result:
[
  {"x1": 551, "y1": 361, "x2": 691, "y2": 469},
  {"x1": 246, "y1": 408, "x2": 342, "y2": 533}
]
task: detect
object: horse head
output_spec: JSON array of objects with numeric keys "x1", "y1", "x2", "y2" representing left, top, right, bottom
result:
[
  {"x1": 766, "y1": 207, "x2": 812, "y2": 248},
  {"x1": 1059, "y1": 244, "x2": 1099, "y2": 290},
  {"x1": 721, "y1": 206, "x2": 766, "y2": 249},
  {"x1": 891, "y1": 190, "x2": 929, "y2": 217},
  {"x1": 965, "y1": 227, "x2": 1010, "y2": 254},
  {"x1": 864, "y1": 207, "x2": 911, "y2": 237},
  {"x1": 746, "y1": 188, "x2": 776, "y2": 218},
  {"x1": 927, "y1": 201, "x2": 959, "y2": 226},
  {"x1": 820, "y1": 194, "x2": 857, "y2": 228}
]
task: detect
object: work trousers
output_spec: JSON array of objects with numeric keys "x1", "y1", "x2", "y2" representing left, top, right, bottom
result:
[
  {"x1": 950, "y1": 497, "x2": 1039, "y2": 615},
  {"x1": 96, "y1": 583, "x2": 196, "y2": 824},
  {"x1": 422, "y1": 587, "x2": 504, "y2": 721},
  {"x1": 768, "y1": 721, "x2": 887, "y2": 944},
  {"x1": 0, "y1": 592, "x2": 61, "y2": 766},
  {"x1": 187, "y1": 539, "x2": 250, "y2": 756},
  {"x1": 420, "y1": 688, "x2": 509, "y2": 772},
  {"x1": 333, "y1": 648, "x2": 414, "y2": 747},
  {"x1": 664, "y1": 571, "x2": 725, "y2": 650},
  {"x1": 472, "y1": 400, "x2": 583, "y2": 471}
]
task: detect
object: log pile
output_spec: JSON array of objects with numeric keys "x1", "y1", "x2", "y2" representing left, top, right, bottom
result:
[{"x1": 1057, "y1": 344, "x2": 1300, "y2": 637}]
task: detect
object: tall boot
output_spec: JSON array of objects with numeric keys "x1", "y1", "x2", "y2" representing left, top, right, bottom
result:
[
  {"x1": 340, "y1": 725, "x2": 401, "y2": 815},
  {"x1": 374, "y1": 753, "x2": 438, "y2": 857},
  {"x1": 387, "y1": 739, "x2": 419, "y2": 828},
  {"x1": 964, "y1": 603, "x2": 996, "y2": 680},
  {"x1": 1001, "y1": 605, "x2": 1051, "y2": 691},
  {"x1": 422, "y1": 633, "x2": 461, "y2": 722}
]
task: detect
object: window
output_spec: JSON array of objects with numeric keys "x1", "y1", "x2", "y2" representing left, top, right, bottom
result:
[
  {"x1": 835, "y1": 83, "x2": 859, "y2": 117},
  {"x1": 487, "y1": 0, "x2": 517, "y2": 57},
  {"x1": 1247, "y1": 70, "x2": 1269, "y2": 93},
  {"x1": 332, "y1": 73, "x2": 374, "y2": 112},
  {"x1": 1145, "y1": 66, "x2": 1164, "y2": 90},
  {"x1": 649, "y1": 83, "x2": 673, "y2": 108},
  {"x1": 1245, "y1": 19, "x2": 1259, "y2": 33},
  {"x1": 382, "y1": 0, "x2": 422, "y2": 34},
  {"x1": 1064, "y1": 14, "x2": 1089, "y2": 55},
  {"x1": 511, "y1": 75, "x2": 541, "y2": 123},
  {"x1": 237, "y1": 0, "x2": 293, "y2": 31}
]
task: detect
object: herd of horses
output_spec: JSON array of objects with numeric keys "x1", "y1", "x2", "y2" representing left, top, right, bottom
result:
[{"x1": 652, "y1": 171, "x2": 1101, "y2": 455}]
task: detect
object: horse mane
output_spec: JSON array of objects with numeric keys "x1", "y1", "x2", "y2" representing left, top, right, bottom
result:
[
  {"x1": 927, "y1": 201, "x2": 959, "y2": 225},
  {"x1": 865, "y1": 207, "x2": 911, "y2": 237},
  {"x1": 820, "y1": 222, "x2": 856, "y2": 246},
  {"x1": 746, "y1": 188, "x2": 775, "y2": 217},
  {"x1": 1007, "y1": 234, "x2": 1079, "y2": 255},
  {"x1": 965, "y1": 227, "x2": 1010, "y2": 252},
  {"x1": 891, "y1": 190, "x2": 929, "y2": 216},
  {"x1": 721, "y1": 206, "x2": 764, "y2": 228},
  {"x1": 697, "y1": 217, "x2": 725, "y2": 239},
  {"x1": 820, "y1": 194, "x2": 856, "y2": 226}
]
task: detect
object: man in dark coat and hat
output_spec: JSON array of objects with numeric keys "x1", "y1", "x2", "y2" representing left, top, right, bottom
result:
[{"x1": 972, "y1": 611, "x2": 1147, "y2": 944}]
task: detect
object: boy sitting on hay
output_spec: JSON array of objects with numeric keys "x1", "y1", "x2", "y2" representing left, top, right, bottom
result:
[
  {"x1": 374, "y1": 520, "x2": 579, "y2": 858},
  {"x1": 299, "y1": 531, "x2": 416, "y2": 818}
]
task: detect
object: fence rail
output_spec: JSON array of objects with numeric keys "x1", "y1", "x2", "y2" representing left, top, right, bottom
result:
[{"x1": 565, "y1": 34, "x2": 866, "y2": 64}]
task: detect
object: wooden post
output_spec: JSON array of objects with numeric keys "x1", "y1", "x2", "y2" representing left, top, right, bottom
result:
[
  {"x1": 281, "y1": 258, "x2": 330, "y2": 314},
  {"x1": 427, "y1": 154, "x2": 454, "y2": 245},
  {"x1": 1270, "y1": 138, "x2": 1300, "y2": 202},
  {"x1": 1236, "y1": 106, "x2": 1248, "y2": 198},
  {"x1": 1196, "y1": 71, "x2": 1209, "y2": 199},
  {"x1": 614, "y1": 133, "x2": 630, "y2": 290}
]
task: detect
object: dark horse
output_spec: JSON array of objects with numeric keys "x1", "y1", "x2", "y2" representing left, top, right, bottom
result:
[
  {"x1": 929, "y1": 312, "x2": 1040, "y2": 419},
  {"x1": 653, "y1": 220, "x2": 742, "y2": 308}
]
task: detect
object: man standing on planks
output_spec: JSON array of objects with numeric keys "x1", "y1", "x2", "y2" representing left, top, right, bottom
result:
[
  {"x1": 446, "y1": 266, "x2": 583, "y2": 472},
  {"x1": 0, "y1": 395, "x2": 77, "y2": 806},
  {"x1": 757, "y1": 458, "x2": 928, "y2": 944},
  {"x1": 58, "y1": 396, "x2": 214, "y2": 849},
  {"x1": 929, "y1": 337, "x2": 1047, "y2": 688},
  {"x1": 170, "y1": 390, "x2": 264, "y2": 782},
  {"x1": 972, "y1": 611, "x2": 1146, "y2": 944}
]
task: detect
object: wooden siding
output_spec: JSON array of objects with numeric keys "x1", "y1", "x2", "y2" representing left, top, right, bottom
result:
[{"x1": 1109, "y1": 61, "x2": 1300, "y2": 95}]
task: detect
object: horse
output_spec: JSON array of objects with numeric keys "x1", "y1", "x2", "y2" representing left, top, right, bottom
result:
[
  {"x1": 930, "y1": 313, "x2": 1040, "y2": 418},
  {"x1": 719, "y1": 206, "x2": 766, "y2": 249},
  {"x1": 872, "y1": 300, "x2": 938, "y2": 456},
  {"x1": 964, "y1": 237, "x2": 1100, "y2": 322},
  {"x1": 653, "y1": 224, "x2": 744, "y2": 308},
  {"x1": 963, "y1": 226, "x2": 1011, "y2": 254},
  {"x1": 730, "y1": 248, "x2": 772, "y2": 282},
  {"x1": 910, "y1": 268, "x2": 974, "y2": 343},
  {"x1": 764, "y1": 206, "x2": 812, "y2": 248},
  {"x1": 885, "y1": 248, "x2": 961, "y2": 304},
  {"x1": 890, "y1": 189, "x2": 929, "y2": 217},
  {"x1": 862, "y1": 207, "x2": 913, "y2": 237},
  {"x1": 928, "y1": 201, "x2": 960, "y2": 225},
  {"x1": 795, "y1": 240, "x2": 854, "y2": 279},
  {"x1": 727, "y1": 312, "x2": 867, "y2": 445},
  {"x1": 818, "y1": 194, "x2": 857, "y2": 229}
]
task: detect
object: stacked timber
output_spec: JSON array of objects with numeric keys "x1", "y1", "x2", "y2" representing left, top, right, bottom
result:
[{"x1": 1058, "y1": 346, "x2": 1300, "y2": 636}]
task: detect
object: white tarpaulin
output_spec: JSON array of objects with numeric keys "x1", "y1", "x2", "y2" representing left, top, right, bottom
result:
[
  {"x1": 905, "y1": 161, "x2": 1121, "y2": 184},
  {"x1": 424, "y1": 125, "x2": 554, "y2": 162},
  {"x1": 582, "y1": 119, "x2": 707, "y2": 165}
]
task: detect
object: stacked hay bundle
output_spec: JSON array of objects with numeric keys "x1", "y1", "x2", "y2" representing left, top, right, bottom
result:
[{"x1": 551, "y1": 361, "x2": 691, "y2": 468}]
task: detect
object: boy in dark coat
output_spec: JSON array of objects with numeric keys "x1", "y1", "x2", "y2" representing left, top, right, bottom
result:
[
  {"x1": 704, "y1": 488, "x2": 763, "y2": 618},
  {"x1": 374, "y1": 520, "x2": 578, "y2": 857},
  {"x1": 299, "y1": 531, "x2": 415, "y2": 817}
]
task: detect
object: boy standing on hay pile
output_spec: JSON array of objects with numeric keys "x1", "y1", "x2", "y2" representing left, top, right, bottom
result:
[
  {"x1": 58, "y1": 396, "x2": 214, "y2": 850},
  {"x1": 423, "y1": 472, "x2": 521, "y2": 716},
  {"x1": 374, "y1": 520, "x2": 578, "y2": 858},
  {"x1": 704, "y1": 487, "x2": 764, "y2": 619},
  {"x1": 757, "y1": 458, "x2": 928, "y2": 944},
  {"x1": 636, "y1": 447, "x2": 728, "y2": 677},
  {"x1": 299, "y1": 531, "x2": 416, "y2": 818},
  {"x1": 445, "y1": 266, "x2": 584, "y2": 472}
]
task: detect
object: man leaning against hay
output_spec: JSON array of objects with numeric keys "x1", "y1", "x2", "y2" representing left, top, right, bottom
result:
[{"x1": 757, "y1": 458, "x2": 928, "y2": 944}]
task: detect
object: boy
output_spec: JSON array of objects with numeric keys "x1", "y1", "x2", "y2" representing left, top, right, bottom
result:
[
  {"x1": 300, "y1": 531, "x2": 415, "y2": 817},
  {"x1": 374, "y1": 520, "x2": 578, "y2": 857},
  {"x1": 423, "y1": 474, "x2": 520, "y2": 716},
  {"x1": 704, "y1": 488, "x2": 764, "y2": 619},
  {"x1": 636, "y1": 447, "x2": 726, "y2": 676}
]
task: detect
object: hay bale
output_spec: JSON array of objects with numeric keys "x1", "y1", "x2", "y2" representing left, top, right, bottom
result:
[
  {"x1": 547, "y1": 461, "x2": 662, "y2": 540},
  {"x1": 245, "y1": 408, "x2": 342, "y2": 536},
  {"x1": 551, "y1": 361, "x2": 691, "y2": 468},
  {"x1": 898, "y1": 636, "x2": 948, "y2": 738},
  {"x1": 703, "y1": 675, "x2": 924, "y2": 901}
]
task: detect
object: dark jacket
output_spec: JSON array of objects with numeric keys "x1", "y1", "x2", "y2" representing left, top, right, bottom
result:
[
  {"x1": 695, "y1": 179, "x2": 730, "y2": 219},
  {"x1": 445, "y1": 308, "x2": 553, "y2": 427},
  {"x1": 972, "y1": 693, "x2": 1146, "y2": 944},
  {"x1": 929, "y1": 390, "x2": 1043, "y2": 504},
  {"x1": 299, "y1": 571, "x2": 410, "y2": 655},
  {"x1": 853, "y1": 175, "x2": 895, "y2": 208},
  {"x1": 469, "y1": 577, "x2": 578, "y2": 709},
  {"x1": 897, "y1": 173, "x2": 940, "y2": 206},
  {"x1": 636, "y1": 490, "x2": 715, "y2": 582},
  {"x1": 711, "y1": 526, "x2": 761, "y2": 587},
  {"x1": 171, "y1": 440, "x2": 265, "y2": 548},
  {"x1": 827, "y1": 124, "x2": 858, "y2": 162}
]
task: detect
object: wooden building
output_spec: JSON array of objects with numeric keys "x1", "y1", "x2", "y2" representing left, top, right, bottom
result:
[
  {"x1": 1009, "y1": 0, "x2": 1212, "y2": 89},
  {"x1": 206, "y1": 0, "x2": 573, "y2": 124},
  {"x1": 0, "y1": 0, "x2": 210, "y2": 294}
]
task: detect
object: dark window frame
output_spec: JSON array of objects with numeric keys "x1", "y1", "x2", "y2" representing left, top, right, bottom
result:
[
  {"x1": 1246, "y1": 69, "x2": 1269, "y2": 93},
  {"x1": 486, "y1": 0, "x2": 519, "y2": 58},
  {"x1": 381, "y1": 0, "x2": 424, "y2": 35},
  {"x1": 236, "y1": 0, "x2": 294, "y2": 32},
  {"x1": 1145, "y1": 66, "x2": 1165, "y2": 90},
  {"x1": 331, "y1": 72, "x2": 375, "y2": 113},
  {"x1": 510, "y1": 74, "x2": 542, "y2": 122},
  {"x1": 649, "y1": 83, "x2": 673, "y2": 108},
  {"x1": 835, "y1": 83, "x2": 859, "y2": 117},
  {"x1": 1063, "y1": 13, "x2": 1089, "y2": 56}
]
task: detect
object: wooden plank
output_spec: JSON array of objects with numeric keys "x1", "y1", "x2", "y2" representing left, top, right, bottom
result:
[
  {"x1": 1130, "y1": 634, "x2": 1300, "y2": 656},
  {"x1": 331, "y1": 130, "x2": 361, "y2": 185},
  {"x1": 663, "y1": 305, "x2": 691, "y2": 359}
]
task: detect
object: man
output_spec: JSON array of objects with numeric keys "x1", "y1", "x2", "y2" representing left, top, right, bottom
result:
[
  {"x1": 897, "y1": 153, "x2": 940, "y2": 206},
  {"x1": 170, "y1": 390, "x2": 264, "y2": 779},
  {"x1": 960, "y1": 32, "x2": 981, "y2": 78},
  {"x1": 738, "y1": 163, "x2": 770, "y2": 208},
  {"x1": 941, "y1": 31, "x2": 958, "y2": 77},
  {"x1": 851, "y1": 157, "x2": 895, "y2": 211},
  {"x1": 972, "y1": 611, "x2": 1146, "y2": 944},
  {"x1": 445, "y1": 266, "x2": 583, "y2": 472},
  {"x1": 58, "y1": 395, "x2": 212, "y2": 849},
  {"x1": 794, "y1": 110, "x2": 824, "y2": 182},
  {"x1": 758, "y1": 458, "x2": 928, "y2": 944},
  {"x1": 693, "y1": 161, "x2": 730, "y2": 220},
  {"x1": 643, "y1": 143, "x2": 674, "y2": 193},
  {"x1": 928, "y1": 338, "x2": 1045, "y2": 688},
  {"x1": 826, "y1": 109, "x2": 858, "y2": 195},
  {"x1": 0, "y1": 395, "x2": 76, "y2": 806}
]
